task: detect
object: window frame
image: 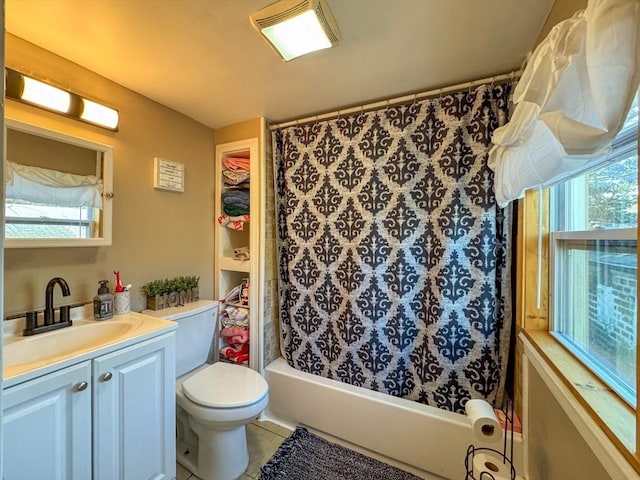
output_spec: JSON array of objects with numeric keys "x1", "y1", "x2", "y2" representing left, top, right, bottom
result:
[
  {"x1": 546, "y1": 93, "x2": 638, "y2": 408},
  {"x1": 549, "y1": 227, "x2": 638, "y2": 406}
]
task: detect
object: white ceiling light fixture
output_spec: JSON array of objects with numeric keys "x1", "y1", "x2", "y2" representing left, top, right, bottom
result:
[{"x1": 250, "y1": 0, "x2": 341, "y2": 61}]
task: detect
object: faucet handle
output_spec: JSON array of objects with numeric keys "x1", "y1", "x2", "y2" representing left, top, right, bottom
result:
[
  {"x1": 23, "y1": 311, "x2": 38, "y2": 335},
  {"x1": 60, "y1": 305, "x2": 71, "y2": 323}
]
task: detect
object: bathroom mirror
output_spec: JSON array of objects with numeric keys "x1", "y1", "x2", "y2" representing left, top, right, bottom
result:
[{"x1": 4, "y1": 118, "x2": 113, "y2": 248}]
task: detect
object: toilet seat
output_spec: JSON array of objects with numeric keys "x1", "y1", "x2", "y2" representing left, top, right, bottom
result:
[{"x1": 182, "y1": 362, "x2": 268, "y2": 409}]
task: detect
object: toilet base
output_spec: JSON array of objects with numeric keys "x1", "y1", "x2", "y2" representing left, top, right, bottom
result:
[{"x1": 182, "y1": 420, "x2": 249, "y2": 480}]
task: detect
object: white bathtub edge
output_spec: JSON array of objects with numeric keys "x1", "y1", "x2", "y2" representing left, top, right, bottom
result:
[{"x1": 265, "y1": 357, "x2": 524, "y2": 480}]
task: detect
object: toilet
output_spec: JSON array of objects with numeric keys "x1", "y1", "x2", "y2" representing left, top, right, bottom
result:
[{"x1": 144, "y1": 299, "x2": 268, "y2": 480}]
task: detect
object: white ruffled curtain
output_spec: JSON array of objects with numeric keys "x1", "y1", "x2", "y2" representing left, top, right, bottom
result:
[
  {"x1": 489, "y1": 0, "x2": 640, "y2": 207},
  {"x1": 5, "y1": 160, "x2": 103, "y2": 208}
]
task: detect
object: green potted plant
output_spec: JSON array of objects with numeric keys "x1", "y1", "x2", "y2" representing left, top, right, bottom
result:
[{"x1": 142, "y1": 275, "x2": 200, "y2": 310}]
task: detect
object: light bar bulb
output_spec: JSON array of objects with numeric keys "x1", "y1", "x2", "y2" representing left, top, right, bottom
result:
[
  {"x1": 81, "y1": 99, "x2": 119, "y2": 130},
  {"x1": 21, "y1": 76, "x2": 71, "y2": 114},
  {"x1": 262, "y1": 10, "x2": 332, "y2": 61}
]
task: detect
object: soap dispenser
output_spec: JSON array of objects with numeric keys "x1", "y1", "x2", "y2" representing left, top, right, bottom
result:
[{"x1": 93, "y1": 280, "x2": 114, "y2": 320}]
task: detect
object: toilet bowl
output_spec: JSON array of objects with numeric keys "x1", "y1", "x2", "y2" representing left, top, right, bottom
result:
[
  {"x1": 143, "y1": 300, "x2": 269, "y2": 480},
  {"x1": 177, "y1": 362, "x2": 268, "y2": 480}
]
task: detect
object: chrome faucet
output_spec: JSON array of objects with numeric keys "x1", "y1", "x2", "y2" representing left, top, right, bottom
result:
[{"x1": 44, "y1": 277, "x2": 71, "y2": 325}]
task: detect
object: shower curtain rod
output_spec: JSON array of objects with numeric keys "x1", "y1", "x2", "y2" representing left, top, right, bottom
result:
[{"x1": 270, "y1": 70, "x2": 520, "y2": 130}]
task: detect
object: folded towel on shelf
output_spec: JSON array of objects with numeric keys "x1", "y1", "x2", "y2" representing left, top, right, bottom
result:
[
  {"x1": 220, "y1": 326, "x2": 250, "y2": 344},
  {"x1": 230, "y1": 306, "x2": 249, "y2": 324},
  {"x1": 222, "y1": 190, "x2": 250, "y2": 206},
  {"x1": 223, "y1": 204, "x2": 249, "y2": 216},
  {"x1": 220, "y1": 345, "x2": 249, "y2": 364},
  {"x1": 221, "y1": 343, "x2": 249, "y2": 354},
  {"x1": 223, "y1": 157, "x2": 250, "y2": 171},
  {"x1": 217, "y1": 214, "x2": 249, "y2": 231},
  {"x1": 225, "y1": 182, "x2": 251, "y2": 190},
  {"x1": 233, "y1": 246, "x2": 250, "y2": 261},
  {"x1": 223, "y1": 169, "x2": 250, "y2": 185},
  {"x1": 220, "y1": 306, "x2": 249, "y2": 328}
]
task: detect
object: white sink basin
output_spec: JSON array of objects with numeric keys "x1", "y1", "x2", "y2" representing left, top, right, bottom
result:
[
  {"x1": 4, "y1": 319, "x2": 141, "y2": 368},
  {"x1": 3, "y1": 311, "x2": 176, "y2": 382}
]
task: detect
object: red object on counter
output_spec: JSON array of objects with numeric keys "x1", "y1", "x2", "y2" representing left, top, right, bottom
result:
[{"x1": 114, "y1": 270, "x2": 124, "y2": 292}]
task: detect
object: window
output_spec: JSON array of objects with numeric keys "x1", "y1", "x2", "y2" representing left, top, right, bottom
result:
[
  {"x1": 5, "y1": 200, "x2": 98, "y2": 239},
  {"x1": 550, "y1": 96, "x2": 638, "y2": 406}
]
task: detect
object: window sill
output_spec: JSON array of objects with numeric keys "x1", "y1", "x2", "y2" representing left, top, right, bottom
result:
[{"x1": 521, "y1": 329, "x2": 638, "y2": 476}]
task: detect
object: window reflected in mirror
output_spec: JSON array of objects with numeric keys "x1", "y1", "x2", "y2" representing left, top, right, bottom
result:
[{"x1": 4, "y1": 119, "x2": 113, "y2": 248}]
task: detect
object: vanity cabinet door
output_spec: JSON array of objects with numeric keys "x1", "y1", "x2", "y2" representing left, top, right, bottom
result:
[
  {"x1": 3, "y1": 361, "x2": 92, "y2": 480},
  {"x1": 92, "y1": 333, "x2": 176, "y2": 480}
]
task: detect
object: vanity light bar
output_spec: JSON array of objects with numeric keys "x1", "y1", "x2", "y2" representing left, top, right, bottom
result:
[{"x1": 5, "y1": 68, "x2": 119, "y2": 131}]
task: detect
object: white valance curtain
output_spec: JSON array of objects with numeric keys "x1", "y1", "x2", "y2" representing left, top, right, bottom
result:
[
  {"x1": 5, "y1": 160, "x2": 103, "y2": 208},
  {"x1": 489, "y1": 0, "x2": 640, "y2": 207}
]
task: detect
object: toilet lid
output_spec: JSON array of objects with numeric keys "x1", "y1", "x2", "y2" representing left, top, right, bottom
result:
[{"x1": 182, "y1": 362, "x2": 268, "y2": 408}]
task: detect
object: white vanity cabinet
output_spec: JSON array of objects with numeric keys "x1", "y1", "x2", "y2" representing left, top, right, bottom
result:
[
  {"x1": 3, "y1": 331, "x2": 176, "y2": 480},
  {"x1": 3, "y1": 361, "x2": 93, "y2": 479},
  {"x1": 93, "y1": 333, "x2": 175, "y2": 480}
]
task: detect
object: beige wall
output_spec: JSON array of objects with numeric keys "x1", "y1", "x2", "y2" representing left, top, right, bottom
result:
[
  {"x1": 527, "y1": 366, "x2": 610, "y2": 479},
  {"x1": 535, "y1": 0, "x2": 587, "y2": 45},
  {"x1": 215, "y1": 118, "x2": 262, "y2": 148},
  {"x1": 4, "y1": 34, "x2": 216, "y2": 315}
]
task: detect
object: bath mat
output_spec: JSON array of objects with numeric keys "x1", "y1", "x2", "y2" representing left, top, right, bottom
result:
[{"x1": 259, "y1": 427, "x2": 423, "y2": 480}]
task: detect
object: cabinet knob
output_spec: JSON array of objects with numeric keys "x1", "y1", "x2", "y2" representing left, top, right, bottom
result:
[
  {"x1": 74, "y1": 381, "x2": 88, "y2": 392},
  {"x1": 100, "y1": 372, "x2": 113, "y2": 382}
]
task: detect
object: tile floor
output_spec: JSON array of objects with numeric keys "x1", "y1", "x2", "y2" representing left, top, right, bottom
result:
[{"x1": 176, "y1": 420, "x2": 292, "y2": 480}]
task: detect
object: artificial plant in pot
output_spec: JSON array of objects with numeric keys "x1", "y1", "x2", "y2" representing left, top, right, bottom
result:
[{"x1": 142, "y1": 275, "x2": 200, "y2": 310}]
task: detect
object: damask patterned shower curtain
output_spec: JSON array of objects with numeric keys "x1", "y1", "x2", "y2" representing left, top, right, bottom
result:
[{"x1": 274, "y1": 83, "x2": 513, "y2": 413}]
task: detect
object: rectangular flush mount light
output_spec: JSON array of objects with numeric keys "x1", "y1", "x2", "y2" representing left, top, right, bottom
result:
[
  {"x1": 5, "y1": 68, "x2": 119, "y2": 131},
  {"x1": 250, "y1": 0, "x2": 341, "y2": 61}
]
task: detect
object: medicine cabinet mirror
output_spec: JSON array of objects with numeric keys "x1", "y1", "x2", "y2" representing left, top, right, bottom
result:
[{"x1": 4, "y1": 118, "x2": 113, "y2": 248}]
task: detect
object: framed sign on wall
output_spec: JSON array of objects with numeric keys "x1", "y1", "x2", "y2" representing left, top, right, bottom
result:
[{"x1": 153, "y1": 157, "x2": 185, "y2": 192}]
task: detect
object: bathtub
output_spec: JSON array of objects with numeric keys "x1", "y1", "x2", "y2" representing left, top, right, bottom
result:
[{"x1": 264, "y1": 357, "x2": 523, "y2": 480}]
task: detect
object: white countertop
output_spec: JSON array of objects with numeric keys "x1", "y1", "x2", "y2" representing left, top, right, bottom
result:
[{"x1": 3, "y1": 309, "x2": 176, "y2": 387}]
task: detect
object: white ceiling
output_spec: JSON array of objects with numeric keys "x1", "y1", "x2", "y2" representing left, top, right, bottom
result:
[{"x1": 5, "y1": 0, "x2": 555, "y2": 129}]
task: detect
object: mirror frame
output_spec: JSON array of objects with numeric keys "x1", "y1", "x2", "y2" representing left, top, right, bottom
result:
[{"x1": 4, "y1": 118, "x2": 113, "y2": 248}]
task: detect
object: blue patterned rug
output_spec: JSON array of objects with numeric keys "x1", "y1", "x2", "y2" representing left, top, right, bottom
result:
[{"x1": 259, "y1": 427, "x2": 423, "y2": 480}]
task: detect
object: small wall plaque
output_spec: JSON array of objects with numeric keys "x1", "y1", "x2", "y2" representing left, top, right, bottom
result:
[{"x1": 153, "y1": 157, "x2": 185, "y2": 192}]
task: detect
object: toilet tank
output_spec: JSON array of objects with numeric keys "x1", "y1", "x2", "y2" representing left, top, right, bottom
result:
[{"x1": 143, "y1": 300, "x2": 218, "y2": 377}]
